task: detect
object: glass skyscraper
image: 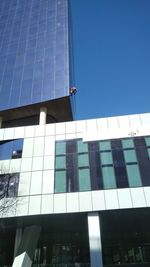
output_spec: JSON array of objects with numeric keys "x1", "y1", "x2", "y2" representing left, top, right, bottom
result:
[
  {"x1": 0, "y1": 1, "x2": 150, "y2": 267},
  {"x1": 0, "y1": 0, "x2": 72, "y2": 126}
]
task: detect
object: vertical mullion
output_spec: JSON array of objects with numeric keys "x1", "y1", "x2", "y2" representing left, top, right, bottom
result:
[
  {"x1": 134, "y1": 137, "x2": 150, "y2": 187},
  {"x1": 111, "y1": 139, "x2": 129, "y2": 189},
  {"x1": 66, "y1": 140, "x2": 78, "y2": 192},
  {"x1": 88, "y1": 142, "x2": 103, "y2": 190}
]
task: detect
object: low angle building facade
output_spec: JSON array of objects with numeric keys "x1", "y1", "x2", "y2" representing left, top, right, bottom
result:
[
  {"x1": 0, "y1": 0, "x2": 150, "y2": 267},
  {"x1": 0, "y1": 113, "x2": 150, "y2": 266}
]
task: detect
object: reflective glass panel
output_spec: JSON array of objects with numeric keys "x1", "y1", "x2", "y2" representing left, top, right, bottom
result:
[
  {"x1": 145, "y1": 137, "x2": 150, "y2": 147},
  {"x1": 55, "y1": 170, "x2": 66, "y2": 193},
  {"x1": 124, "y1": 150, "x2": 137, "y2": 163},
  {"x1": 78, "y1": 154, "x2": 89, "y2": 167},
  {"x1": 99, "y1": 141, "x2": 111, "y2": 151},
  {"x1": 56, "y1": 142, "x2": 66, "y2": 155},
  {"x1": 77, "y1": 140, "x2": 88, "y2": 153},
  {"x1": 101, "y1": 152, "x2": 113, "y2": 165},
  {"x1": 55, "y1": 156, "x2": 66, "y2": 169},
  {"x1": 102, "y1": 166, "x2": 116, "y2": 189},
  {"x1": 78, "y1": 168, "x2": 91, "y2": 191},
  {"x1": 126, "y1": 164, "x2": 142, "y2": 187},
  {"x1": 122, "y1": 138, "x2": 134, "y2": 149}
]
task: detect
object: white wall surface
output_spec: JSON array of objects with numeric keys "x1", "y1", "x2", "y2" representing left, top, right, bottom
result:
[{"x1": 0, "y1": 112, "x2": 150, "y2": 218}]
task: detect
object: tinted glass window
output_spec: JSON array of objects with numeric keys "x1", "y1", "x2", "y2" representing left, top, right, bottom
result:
[
  {"x1": 78, "y1": 168, "x2": 91, "y2": 191},
  {"x1": 126, "y1": 164, "x2": 142, "y2": 187},
  {"x1": 0, "y1": 0, "x2": 69, "y2": 111},
  {"x1": 0, "y1": 173, "x2": 19, "y2": 197},
  {"x1": 54, "y1": 137, "x2": 150, "y2": 193},
  {"x1": 102, "y1": 166, "x2": 116, "y2": 189},
  {"x1": 0, "y1": 139, "x2": 23, "y2": 160}
]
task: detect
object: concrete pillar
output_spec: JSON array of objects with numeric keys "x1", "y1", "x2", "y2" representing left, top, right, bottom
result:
[
  {"x1": 0, "y1": 116, "x2": 2, "y2": 128},
  {"x1": 88, "y1": 212, "x2": 103, "y2": 267},
  {"x1": 12, "y1": 225, "x2": 41, "y2": 267},
  {"x1": 39, "y1": 107, "x2": 47, "y2": 125}
]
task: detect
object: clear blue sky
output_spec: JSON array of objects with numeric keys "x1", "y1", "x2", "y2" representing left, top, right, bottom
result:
[{"x1": 70, "y1": 0, "x2": 150, "y2": 120}]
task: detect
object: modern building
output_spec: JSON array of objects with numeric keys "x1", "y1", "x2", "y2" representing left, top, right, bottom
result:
[
  {"x1": 0, "y1": 113, "x2": 150, "y2": 267},
  {"x1": 0, "y1": 1, "x2": 150, "y2": 267},
  {"x1": 0, "y1": 0, "x2": 73, "y2": 128}
]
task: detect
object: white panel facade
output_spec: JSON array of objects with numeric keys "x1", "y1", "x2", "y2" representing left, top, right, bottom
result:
[
  {"x1": 92, "y1": 191, "x2": 106, "y2": 211},
  {"x1": 54, "y1": 194, "x2": 66, "y2": 213},
  {"x1": 105, "y1": 190, "x2": 119, "y2": 210},
  {"x1": 41, "y1": 194, "x2": 54, "y2": 214},
  {"x1": 130, "y1": 188, "x2": 146, "y2": 208},
  {"x1": 29, "y1": 195, "x2": 41, "y2": 215},
  {"x1": 21, "y1": 158, "x2": 33, "y2": 172},
  {"x1": 0, "y1": 112, "x2": 150, "y2": 218},
  {"x1": 22, "y1": 138, "x2": 34, "y2": 158},
  {"x1": 143, "y1": 187, "x2": 150, "y2": 206},
  {"x1": 14, "y1": 126, "x2": 25, "y2": 139},
  {"x1": 30, "y1": 171, "x2": 42, "y2": 195},
  {"x1": 33, "y1": 137, "x2": 44, "y2": 156},
  {"x1": 66, "y1": 192, "x2": 79, "y2": 213},
  {"x1": 18, "y1": 172, "x2": 31, "y2": 196},
  {"x1": 79, "y1": 192, "x2": 92, "y2": 212},
  {"x1": 24, "y1": 125, "x2": 35, "y2": 138},
  {"x1": 3, "y1": 127, "x2": 14, "y2": 140},
  {"x1": 117, "y1": 188, "x2": 133, "y2": 209},
  {"x1": 42, "y1": 170, "x2": 54, "y2": 194}
]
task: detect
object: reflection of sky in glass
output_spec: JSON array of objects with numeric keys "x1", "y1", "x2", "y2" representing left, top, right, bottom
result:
[
  {"x1": 0, "y1": 139, "x2": 23, "y2": 160},
  {"x1": 0, "y1": 0, "x2": 69, "y2": 111}
]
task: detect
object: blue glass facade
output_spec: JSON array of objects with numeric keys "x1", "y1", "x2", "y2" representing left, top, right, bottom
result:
[{"x1": 0, "y1": 0, "x2": 70, "y2": 111}]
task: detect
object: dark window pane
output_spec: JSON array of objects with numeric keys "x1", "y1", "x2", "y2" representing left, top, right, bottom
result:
[
  {"x1": 0, "y1": 173, "x2": 19, "y2": 197},
  {"x1": 111, "y1": 139, "x2": 122, "y2": 150},
  {"x1": 0, "y1": 139, "x2": 23, "y2": 160},
  {"x1": 55, "y1": 170, "x2": 66, "y2": 193},
  {"x1": 0, "y1": 140, "x2": 13, "y2": 160},
  {"x1": 112, "y1": 149, "x2": 128, "y2": 188},
  {"x1": 134, "y1": 137, "x2": 150, "y2": 186},
  {"x1": 12, "y1": 139, "x2": 23, "y2": 159},
  {"x1": 66, "y1": 153, "x2": 78, "y2": 192},
  {"x1": 88, "y1": 150, "x2": 103, "y2": 190},
  {"x1": 88, "y1": 141, "x2": 99, "y2": 152},
  {"x1": 66, "y1": 140, "x2": 77, "y2": 154}
]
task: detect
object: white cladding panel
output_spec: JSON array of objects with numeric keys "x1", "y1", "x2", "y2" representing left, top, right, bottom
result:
[{"x1": 0, "y1": 113, "x2": 150, "y2": 218}]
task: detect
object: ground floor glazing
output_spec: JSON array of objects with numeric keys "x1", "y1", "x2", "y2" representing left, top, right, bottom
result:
[{"x1": 0, "y1": 208, "x2": 150, "y2": 266}]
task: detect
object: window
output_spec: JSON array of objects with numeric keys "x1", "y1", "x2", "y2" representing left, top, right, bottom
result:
[
  {"x1": 126, "y1": 164, "x2": 142, "y2": 187},
  {"x1": 77, "y1": 140, "x2": 88, "y2": 153},
  {"x1": 78, "y1": 168, "x2": 91, "y2": 191},
  {"x1": 145, "y1": 137, "x2": 150, "y2": 147},
  {"x1": 55, "y1": 156, "x2": 66, "y2": 169},
  {"x1": 99, "y1": 141, "x2": 111, "y2": 151},
  {"x1": 55, "y1": 170, "x2": 66, "y2": 193},
  {"x1": 0, "y1": 173, "x2": 19, "y2": 197},
  {"x1": 55, "y1": 141, "x2": 66, "y2": 155},
  {"x1": 122, "y1": 138, "x2": 134, "y2": 149},
  {"x1": 124, "y1": 150, "x2": 137, "y2": 163},
  {"x1": 54, "y1": 136, "x2": 150, "y2": 193},
  {"x1": 0, "y1": 139, "x2": 23, "y2": 160},
  {"x1": 78, "y1": 154, "x2": 89, "y2": 167},
  {"x1": 100, "y1": 152, "x2": 113, "y2": 165},
  {"x1": 102, "y1": 166, "x2": 116, "y2": 189}
]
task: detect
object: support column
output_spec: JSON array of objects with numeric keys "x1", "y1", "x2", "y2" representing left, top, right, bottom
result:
[
  {"x1": 0, "y1": 116, "x2": 2, "y2": 128},
  {"x1": 39, "y1": 107, "x2": 47, "y2": 125},
  {"x1": 87, "y1": 212, "x2": 103, "y2": 267}
]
